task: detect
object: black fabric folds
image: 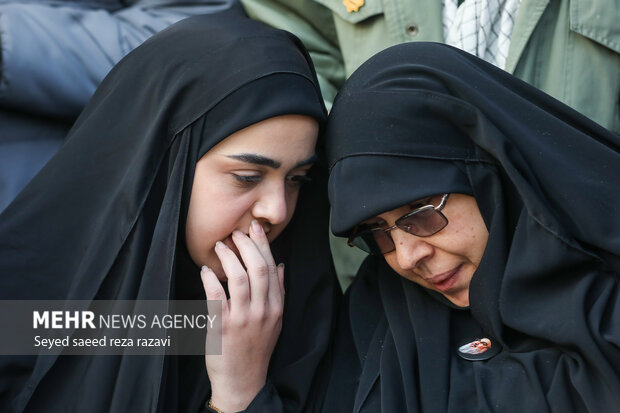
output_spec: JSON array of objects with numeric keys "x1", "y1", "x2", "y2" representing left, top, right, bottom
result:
[
  {"x1": 324, "y1": 42, "x2": 620, "y2": 412},
  {"x1": 0, "y1": 10, "x2": 338, "y2": 413}
]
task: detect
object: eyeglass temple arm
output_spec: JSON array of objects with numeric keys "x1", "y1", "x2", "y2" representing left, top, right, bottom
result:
[{"x1": 436, "y1": 193, "x2": 450, "y2": 210}]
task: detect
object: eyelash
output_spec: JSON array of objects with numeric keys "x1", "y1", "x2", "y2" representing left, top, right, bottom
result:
[
  {"x1": 287, "y1": 175, "x2": 312, "y2": 186},
  {"x1": 231, "y1": 174, "x2": 312, "y2": 188},
  {"x1": 232, "y1": 174, "x2": 262, "y2": 186}
]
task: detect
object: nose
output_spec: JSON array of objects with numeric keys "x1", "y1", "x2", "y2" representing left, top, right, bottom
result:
[
  {"x1": 252, "y1": 184, "x2": 289, "y2": 226},
  {"x1": 390, "y1": 229, "x2": 434, "y2": 270}
]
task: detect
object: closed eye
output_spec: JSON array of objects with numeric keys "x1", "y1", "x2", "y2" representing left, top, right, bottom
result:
[
  {"x1": 286, "y1": 174, "x2": 312, "y2": 188},
  {"x1": 232, "y1": 174, "x2": 261, "y2": 187}
]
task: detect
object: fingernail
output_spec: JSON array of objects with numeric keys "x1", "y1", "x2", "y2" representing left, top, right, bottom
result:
[
  {"x1": 251, "y1": 219, "x2": 263, "y2": 234},
  {"x1": 201, "y1": 265, "x2": 210, "y2": 273},
  {"x1": 215, "y1": 241, "x2": 226, "y2": 250},
  {"x1": 277, "y1": 263, "x2": 285, "y2": 269},
  {"x1": 232, "y1": 230, "x2": 244, "y2": 239}
]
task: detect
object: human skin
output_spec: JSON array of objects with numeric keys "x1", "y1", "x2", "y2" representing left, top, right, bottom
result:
[
  {"x1": 189, "y1": 114, "x2": 319, "y2": 411},
  {"x1": 186, "y1": 114, "x2": 319, "y2": 279},
  {"x1": 365, "y1": 193, "x2": 489, "y2": 307}
]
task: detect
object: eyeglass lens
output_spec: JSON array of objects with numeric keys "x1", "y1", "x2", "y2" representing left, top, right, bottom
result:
[
  {"x1": 396, "y1": 207, "x2": 448, "y2": 237},
  {"x1": 351, "y1": 198, "x2": 449, "y2": 255}
]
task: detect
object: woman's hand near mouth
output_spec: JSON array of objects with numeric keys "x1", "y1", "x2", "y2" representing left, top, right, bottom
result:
[{"x1": 201, "y1": 219, "x2": 284, "y2": 412}]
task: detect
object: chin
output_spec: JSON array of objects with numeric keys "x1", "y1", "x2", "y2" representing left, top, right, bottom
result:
[{"x1": 444, "y1": 291, "x2": 470, "y2": 308}]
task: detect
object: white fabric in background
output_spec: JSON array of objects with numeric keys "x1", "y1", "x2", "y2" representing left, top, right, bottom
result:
[{"x1": 443, "y1": 0, "x2": 521, "y2": 70}]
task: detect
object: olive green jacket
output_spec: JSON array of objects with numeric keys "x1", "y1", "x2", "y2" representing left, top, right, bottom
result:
[{"x1": 243, "y1": 0, "x2": 620, "y2": 134}]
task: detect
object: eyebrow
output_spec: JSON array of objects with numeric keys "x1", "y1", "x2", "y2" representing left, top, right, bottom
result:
[
  {"x1": 295, "y1": 154, "x2": 318, "y2": 168},
  {"x1": 226, "y1": 153, "x2": 318, "y2": 169}
]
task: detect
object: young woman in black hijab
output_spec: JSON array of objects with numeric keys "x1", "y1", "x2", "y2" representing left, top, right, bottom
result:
[
  {"x1": 0, "y1": 10, "x2": 338, "y2": 413},
  {"x1": 323, "y1": 42, "x2": 620, "y2": 412}
]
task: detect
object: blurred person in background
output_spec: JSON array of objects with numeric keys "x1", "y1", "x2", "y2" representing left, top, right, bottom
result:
[{"x1": 0, "y1": 0, "x2": 237, "y2": 213}]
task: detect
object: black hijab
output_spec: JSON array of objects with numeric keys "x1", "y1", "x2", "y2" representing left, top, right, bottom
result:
[
  {"x1": 0, "y1": 10, "x2": 338, "y2": 413},
  {"x1": 324, "y1": 42, "x2": 620, "y2": 412}
]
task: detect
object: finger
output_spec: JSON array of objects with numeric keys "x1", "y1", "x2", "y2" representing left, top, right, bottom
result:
[
  {"x1": 271, "y1": 263, "x2": 285, "y2": 305},
  {"x1": 200, "y1": 265, "x2": 228, "y2": 319},
  {"x1": 214, "y1": 241, "x2": 250, "y2": 308},
  {"x1": 249, "y1": 220, "x2": 276, "y2": 266},
  {"x1": 232, "y1": 229, "x2": 271, "y2": 305},
  {"x1": 249, "y1": 220, "x2": 280, "y2": 305},
  {"x1": 201, "y1": 266, "x2": 225, "y2": 355}
]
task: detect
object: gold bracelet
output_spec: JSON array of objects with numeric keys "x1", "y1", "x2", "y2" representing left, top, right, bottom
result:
[{"x1": 208, "y1": 399, "x2": 224, "y2": 413}]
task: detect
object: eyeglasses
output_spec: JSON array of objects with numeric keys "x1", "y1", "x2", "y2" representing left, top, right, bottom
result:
[{"x1": 347, "y1": 194, "x2": 450, "y2": 255}]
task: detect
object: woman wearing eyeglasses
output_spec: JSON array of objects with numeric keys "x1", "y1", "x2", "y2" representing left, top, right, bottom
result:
[
  {"x1": 321, "y1": 42, "x2": 620, "y2": 413},
  {"x1": 346, "y1": 193, "x2": 487, "y2": 308}
]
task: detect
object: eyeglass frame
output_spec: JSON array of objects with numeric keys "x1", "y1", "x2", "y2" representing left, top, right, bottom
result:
[{"x1": 347, "y1": 193, "x2": 450, "y2": 255}]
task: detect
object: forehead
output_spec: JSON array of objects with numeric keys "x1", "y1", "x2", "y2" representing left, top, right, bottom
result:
[{"x1": 208, "y1": 114, "x2": 318, "y2": 160}]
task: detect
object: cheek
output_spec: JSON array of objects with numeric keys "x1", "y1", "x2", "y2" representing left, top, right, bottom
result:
[
  {"x1": 461, "y1": 208, "x2": 489, "y2": 265},
  {"x1": 445, "y1": 211, "x2": 488, "y2": 265},
  {"x1": 185, "y1": 200, "x2": 216, "y2": 265},
  {"x1": 383, "y1": 255, "x2": 402, "y2": 276},
  {"x1": 185, "y1": 190, "x2": 252, "y2": 264},
  {"x1": 469, "y1": 226, "x2": 489, "y2": 265}
]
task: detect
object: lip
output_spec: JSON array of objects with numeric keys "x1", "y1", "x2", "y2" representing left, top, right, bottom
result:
[{"x1": 426, "y1": 264, "x2": 462, "y2": 292}]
